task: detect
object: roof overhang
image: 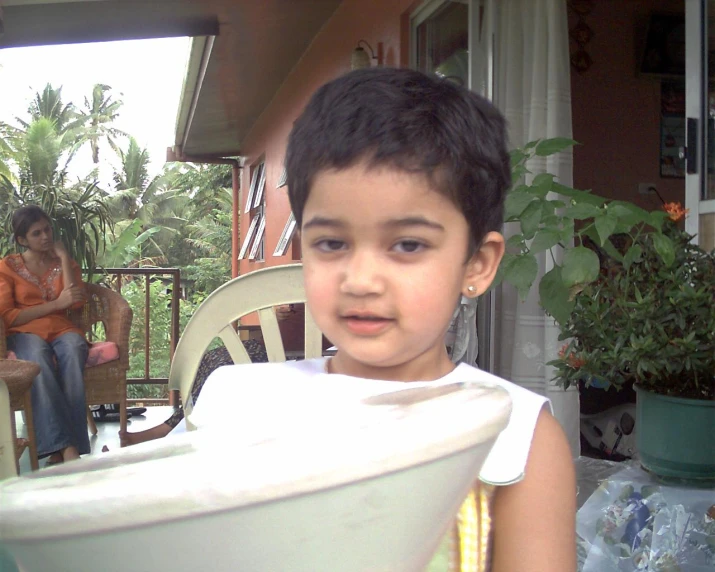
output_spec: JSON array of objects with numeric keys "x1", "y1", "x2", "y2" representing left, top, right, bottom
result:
[
  {"x1": 1, "y1": 0, "x2": 343, "y2": 159},
  {"x1": 171, "y1": 1, "x2": 343, "y2": 158},
  {"x1": 0, "y1": 1, "x2": 219, "y2": 48}
]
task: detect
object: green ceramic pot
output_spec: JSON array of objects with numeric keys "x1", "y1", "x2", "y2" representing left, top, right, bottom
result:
[{"x1": 635, "y1": 385, "x2": 715, "y2": 486}]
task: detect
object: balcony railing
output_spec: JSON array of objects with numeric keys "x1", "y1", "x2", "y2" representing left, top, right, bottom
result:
[{"x1": 102, "y1": 268, "x2": 181, "y2": 406}]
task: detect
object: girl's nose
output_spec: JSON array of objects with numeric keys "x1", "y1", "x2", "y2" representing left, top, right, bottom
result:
[{"x1": 339, "y1": 250, "x2": 385, "y2": 296}]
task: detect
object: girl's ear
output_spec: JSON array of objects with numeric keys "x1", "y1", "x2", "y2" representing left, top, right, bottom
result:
[{"x1": 462, "y1": 231, "x2": 505, "y2": 298}]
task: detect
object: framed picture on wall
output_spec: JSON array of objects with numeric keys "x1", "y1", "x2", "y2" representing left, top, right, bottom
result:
[
  {"x1": 660, "y1": 81, "x2": 685, "y2": 178},
  {"x1": 639, "y1": 12, "x2": 685, "y2": 79}
]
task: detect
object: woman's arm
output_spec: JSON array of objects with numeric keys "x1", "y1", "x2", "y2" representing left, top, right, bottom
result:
[
  {"x1": 9, "y1": 298, "x2": 64, "y2": 327},
  {"x1": 0, "y1": 244, "x2": 86, "y2": 328},
  {"x1": 0, "y1": 274, "x2": 63, "y2": 328},
  {"x1": 52, "y1": 241, "x2": 86, "y2": 310},
  {"x1": 490, "y1": 409, "x2": 576, "y2": 572}
]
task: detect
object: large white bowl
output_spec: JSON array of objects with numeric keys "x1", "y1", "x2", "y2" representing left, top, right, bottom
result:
[{"x1": 0, "y1": 381, "x2": 511, "y2": 572}]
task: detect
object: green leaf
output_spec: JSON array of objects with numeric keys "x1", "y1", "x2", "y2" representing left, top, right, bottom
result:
[
  {"x1": 519, "y1": 200, "x2": 543, "y2": 240},
  {"x1": 530, "y1": 173, "x2": 555, "y2": 198},
  {"x1": 531, "y1": 173, "x2": 555, "y2": 186},
  {"x1": 561, "y1": 246, "x2": 600, "y2": 287},
  {"x1": 634, "y1": 286, "x2": 643, "y2": 304},
  {"x1": 598, "y1": 235, "x2": 625, "y2": 263},
  {"x1": 622, "y1": 244, "x2": 642, "y2": 270},
  {"x1": 652, "y1": 232, "x2": 675, "y2": 266},
  {"x1": 534, "y1": 138, "x2": 578, "y2": 156},
  {"x1": 648, "y1": 210, "x2": 669, "y2": 231},
  {"x1": 552, "y1": 183, "x2": 606, "y2": 206},
  {"x1": 504, "y1": 190, "x2": 535, "y2": 220},
  {"x1": 506, "y1": 234, "x2": 525, "y2": 249},
  {"x1": 530, "y1": 230, "x2": 561, "y2": 254},
  {"x1": 539, "y1": 266, "x2": 575, "y2": 325},
  {"x1": 609, "y1": 201, "x2": 649, "y2": 226},
  {"x1": 594, "y1": 210, "x2": 618, "y2": 246},
  {"x1": 503, "y1": 254, "x2": 539, "y2": 300},
  {"x1": 565, "y1": 203, "x2": 602, "y2": 220},
  {"x1": 511, "y1": 164, "x2": 530, "y2": 181},
  {"x1": 493, "y1": 252, "x2": 519, "y2": 288},
  {"x1": 560, "y1": 218, "x2": 575, "y2": 244},
  {"x1": 510, "y1": 149, "x2": 527, "y2": 167}
]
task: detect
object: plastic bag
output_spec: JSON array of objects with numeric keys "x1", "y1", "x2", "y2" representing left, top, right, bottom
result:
[{"x1": 576, "y1": 461, "x2": 715, "y2": 571}]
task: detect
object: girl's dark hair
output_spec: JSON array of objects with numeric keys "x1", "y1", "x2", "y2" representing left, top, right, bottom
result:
[
  {"x1": 285, "y1": 67, "x2": 511, "y2": 252},
  {"x1": 12, "y1": 205, "x2": 52, "y2": 245}
]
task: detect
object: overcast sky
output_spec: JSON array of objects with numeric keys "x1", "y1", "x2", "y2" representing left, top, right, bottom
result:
[{"x1": 0, "y1": 37, "x2": 191, "y2": 187}]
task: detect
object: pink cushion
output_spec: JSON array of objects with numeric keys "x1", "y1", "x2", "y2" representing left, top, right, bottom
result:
[{"x1": 6, "y1": 341, "x2": 119, "y2": 368}]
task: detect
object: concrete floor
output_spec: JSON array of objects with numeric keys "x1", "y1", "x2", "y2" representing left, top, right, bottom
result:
[{"x1": 15, "y1": 405, "x2": 177, "y2": 475}]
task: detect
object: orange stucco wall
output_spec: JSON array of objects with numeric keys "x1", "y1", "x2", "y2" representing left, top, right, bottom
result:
[
  {"x1": 242, "y1": 0, "x2": 687, "y2": 280},
  {"x1": 570, "y1": 0, "x2": 685, "y2": 209},
  {"x1": 237, "y1": 0, "x2": 418, "y2": 279},
  {"x1": 237, "y1": 0, "x2": 687, "y2": 336}
]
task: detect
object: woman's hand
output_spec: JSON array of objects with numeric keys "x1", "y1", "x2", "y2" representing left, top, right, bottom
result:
[
  {"x1": 55, "y1": 285, "x2": 85, "y2": 310},
  {"x1": 51, "y1": 241, "x2": 70, "y2": 261}
]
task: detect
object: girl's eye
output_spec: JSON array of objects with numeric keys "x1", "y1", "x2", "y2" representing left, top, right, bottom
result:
[
  {"x1": 392, "y1": 240, "x2": 426, "y2": 254},
  {"x1": 315, "y1": 239, "x2": 347, "y2": 252}
]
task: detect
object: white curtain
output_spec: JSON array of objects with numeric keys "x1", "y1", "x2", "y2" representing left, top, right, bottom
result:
[{"x1": 491, "y1": 0, "x2": 581, "y2": 456}]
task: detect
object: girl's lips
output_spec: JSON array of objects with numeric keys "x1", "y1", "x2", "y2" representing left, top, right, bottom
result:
[{"x1": 342, "y1": 315, "x2": 393, "y2": 336}]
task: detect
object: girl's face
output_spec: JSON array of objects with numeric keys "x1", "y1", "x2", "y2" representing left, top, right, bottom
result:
[
  {"x1": 18, "y1": 219, "x2": 53, "y2": 254},
  {"x1": 301, "y1": 162, "x2": 504, "y2": 381}
]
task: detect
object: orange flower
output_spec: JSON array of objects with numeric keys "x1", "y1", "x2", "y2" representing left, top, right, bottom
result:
[
  {"x1": 559, "y1": 344, "x2": 585, "y2": 368},
  {"x1": 662, "y1": 202, "x2": 689, "y2": 222}
]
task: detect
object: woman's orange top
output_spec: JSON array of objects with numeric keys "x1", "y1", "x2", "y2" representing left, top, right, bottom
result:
[{"x1": 0, "y1": 253, "x2": 85, "y2": 342}]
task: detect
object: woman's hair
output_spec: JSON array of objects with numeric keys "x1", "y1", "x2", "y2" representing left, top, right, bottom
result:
[
  {"x1": 285, "y1": 67, "x2": 511, "y2": 254},
  {"x1": 12, "y1": 205, "x2": 52, "y2": 245}
]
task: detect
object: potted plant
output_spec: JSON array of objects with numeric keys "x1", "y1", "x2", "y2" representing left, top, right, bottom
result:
[
  {"x1": 498, "y1": 138, "x2": 715, "y2": 484},
  {"x1": 552, "y1": 212, "x2": 715, "y2": 483}
]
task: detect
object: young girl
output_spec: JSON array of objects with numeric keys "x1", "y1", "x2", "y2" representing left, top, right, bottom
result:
[
  {"x1": 191, "y1": 68, "x2": 576, "y2": 571},
  {"x1": 0, "y1": 205, "x2": 89, "y2": 464}
]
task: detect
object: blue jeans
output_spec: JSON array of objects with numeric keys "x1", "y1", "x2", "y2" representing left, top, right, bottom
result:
[{"x1": 7, "y1": 332, "x2": 90, "y2": 457}]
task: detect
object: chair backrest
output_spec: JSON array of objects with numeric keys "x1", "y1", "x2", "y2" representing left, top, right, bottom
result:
[
  {"x1": 67, "y1": 283, "x2": 126, "y2": 337},
  {"x1": 168, "y1": 264, "x2": 322, "y2": 422}
]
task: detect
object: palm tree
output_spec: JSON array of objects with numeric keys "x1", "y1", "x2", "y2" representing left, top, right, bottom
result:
[
  {"x1": 184, "y1": 187, "x2": 233, "y2": 256},
  {"x1": 180, "y1": 185, "x2": 233, "y2": 293},
  {"x1": 0, "y1": 122, "x2": 16, "y2": 182},
  {"x1": 19, "y1": 84, "x2": 83, "y2": 136},
  {"x1": 0, "y1": 102, "x2": 110, "y2": 272},
  {"x1": 106, "y1": 138, "x2": 186, "y2": 259},
  {"x1": 80, "y1": 84, "x2": 127, "y2": 164}
]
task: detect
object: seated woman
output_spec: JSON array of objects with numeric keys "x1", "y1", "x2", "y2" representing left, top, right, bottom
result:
[
  {"x1": 120, "y1": 340, "x2": 268, "y2": 447},
  {"x1": 0, "y1": 205, "x2": 90, "y2": 464}
]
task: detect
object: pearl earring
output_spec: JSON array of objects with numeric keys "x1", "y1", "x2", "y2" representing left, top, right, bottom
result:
[{"x1": 467, "y1": 286, "x2": 476, "y2": 293}]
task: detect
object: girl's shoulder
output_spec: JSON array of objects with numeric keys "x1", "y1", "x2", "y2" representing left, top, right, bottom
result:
[{"x1": 446, "y1": 364, "x2": 550, "y2": 486}]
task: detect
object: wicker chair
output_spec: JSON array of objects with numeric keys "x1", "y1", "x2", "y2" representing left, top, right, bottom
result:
[{"x1": 0, "y1": 283, "x2": 133, "y2": 436}]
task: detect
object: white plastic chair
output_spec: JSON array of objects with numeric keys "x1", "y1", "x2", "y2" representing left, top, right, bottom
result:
[{"x1": 168, "y1": 264, "x2": 322, "y2": 427}]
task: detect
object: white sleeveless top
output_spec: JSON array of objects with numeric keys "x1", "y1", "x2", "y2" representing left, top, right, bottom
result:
[{"x1": 189, "y1": 358, "x2": 550, "y2": 486}]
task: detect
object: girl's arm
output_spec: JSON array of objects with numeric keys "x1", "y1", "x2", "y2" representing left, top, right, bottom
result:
[{"x1": 490, "y1": 409, "x2": 576, "y2": 572}]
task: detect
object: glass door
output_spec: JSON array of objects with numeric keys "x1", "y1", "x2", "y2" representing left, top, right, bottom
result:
[
  {"x1": 685, "y1": 0, "x2": 715, "y2": 249},
  {"x1": 410, "y1": 0, "x2": 496, "y2": 370}
]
